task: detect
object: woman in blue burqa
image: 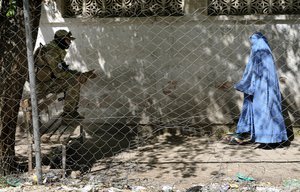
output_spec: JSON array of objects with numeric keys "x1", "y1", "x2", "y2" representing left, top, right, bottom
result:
[{"x1": 231, "y1": 32, "x2": 288, "y2": 146}]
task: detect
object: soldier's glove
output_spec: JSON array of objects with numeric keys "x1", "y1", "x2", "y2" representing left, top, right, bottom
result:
[
  {"x1": 83, "y1": 69, "x2": 97, "y2": 79},
  {"x1": 77, "y1": 69, "x2": 97, "y2": 84}
]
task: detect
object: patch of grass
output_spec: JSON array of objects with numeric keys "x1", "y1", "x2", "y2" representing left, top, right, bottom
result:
[
  {"x1": 0, "y1": 177, "x2": 9, "y2": 188},
  {"x1": 213, "y1": 125, "x2": 234, "y2": 140}
]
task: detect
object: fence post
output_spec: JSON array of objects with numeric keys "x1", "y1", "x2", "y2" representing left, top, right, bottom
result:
[{"x1": 22, "y1": 0, "x2": 42, "y2": 184}]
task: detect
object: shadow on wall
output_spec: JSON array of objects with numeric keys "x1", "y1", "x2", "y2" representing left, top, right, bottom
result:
[
  {"x1": 34, "y1": 2, "x2": 300, "y2": 175},
  {"x1": 38, "y1": 7, "x2": 300, "y2": 130},
  {"x1": 37, "y1": 0, "x2": 300, "y2": 129},
  {"x1": 37, "y1": 23, "x2": 300, "y2": 172}
]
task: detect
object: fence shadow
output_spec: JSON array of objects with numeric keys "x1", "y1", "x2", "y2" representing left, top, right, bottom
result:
[{"x1": 42, "y1": 123, "x2": 235, "y2": 175}]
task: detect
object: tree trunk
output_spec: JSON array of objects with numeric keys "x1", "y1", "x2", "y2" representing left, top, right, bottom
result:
[{"x1": 0, "y1": 0, "x2": 42, "y2": 175}]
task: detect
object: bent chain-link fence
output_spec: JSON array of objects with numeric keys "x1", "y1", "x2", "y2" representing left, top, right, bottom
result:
[{"x1": 1, "y1": 0, "x2": 300, "y2": 190}]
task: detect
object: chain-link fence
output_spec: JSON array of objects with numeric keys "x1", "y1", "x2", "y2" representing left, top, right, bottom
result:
[{"x1": 1, "y1": 0, "x2": 300, "y2": 191}]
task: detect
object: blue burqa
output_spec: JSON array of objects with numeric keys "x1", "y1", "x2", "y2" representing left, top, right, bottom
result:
[{"x1": 234, "y1": 32, "x2": 288, "y2": 143}]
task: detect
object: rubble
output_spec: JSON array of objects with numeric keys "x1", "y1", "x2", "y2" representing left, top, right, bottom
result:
[{"x1": 0, "y1": 172, "x2": 299, "y2": 192}]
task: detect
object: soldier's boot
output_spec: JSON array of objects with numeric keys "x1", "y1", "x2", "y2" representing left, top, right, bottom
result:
[
  {"x1": 61, "y1": 111, "x2": 84, "y2": 125},
  {"x1": 62, "y1": 111, "x2": 84, "y2": 119}
]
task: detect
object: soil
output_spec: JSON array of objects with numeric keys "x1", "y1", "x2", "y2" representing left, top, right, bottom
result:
[{"x1": 8, "y1": 125, "x2": 300, "y2": 191}]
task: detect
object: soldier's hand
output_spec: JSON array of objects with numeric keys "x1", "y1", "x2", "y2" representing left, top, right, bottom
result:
[
  {"x1": 83, "y1": 69, "x2": 97, "y2": 79},
  {"x1": 78, "y1": 74, "x2": 88, "y2": 84},
  {"x1": 77, "y1": 70, "x2": 97, "y2": 84}
]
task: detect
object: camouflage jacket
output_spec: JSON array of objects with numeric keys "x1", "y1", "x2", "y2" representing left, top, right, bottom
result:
[{"x1": 43, "y1": 40, "x2": 79, "y2": 79}]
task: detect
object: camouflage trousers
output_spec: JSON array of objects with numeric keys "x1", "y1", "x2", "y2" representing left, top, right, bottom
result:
[{"x1": 36, "y1": 77, "x2": 81, "y2": 113}]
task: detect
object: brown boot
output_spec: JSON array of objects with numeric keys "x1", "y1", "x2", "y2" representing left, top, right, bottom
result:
[
  {"x1": 61, "y1": 111, "x2": 84, "y2": 125},
  {"x1": 62, "y1": 111, "x2": 84, "y2": 119}
]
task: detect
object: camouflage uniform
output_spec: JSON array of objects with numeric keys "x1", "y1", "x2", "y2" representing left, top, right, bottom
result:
[{"x1": 36, "y1": 30, "x2": 82, "y2": 116}]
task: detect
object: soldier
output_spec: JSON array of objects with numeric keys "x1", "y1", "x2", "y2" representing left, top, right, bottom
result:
[{"x1": 34, "y1": 29, "x2": 96, "y2": 123}]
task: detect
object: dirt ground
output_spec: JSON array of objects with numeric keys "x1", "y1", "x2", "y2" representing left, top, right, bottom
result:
[
  {"x1": 9, "y1": 125, "x2": 300, "y2": 191},
  {"x1": 87, "y1": 133, "x2": 300, "y2": 190}
]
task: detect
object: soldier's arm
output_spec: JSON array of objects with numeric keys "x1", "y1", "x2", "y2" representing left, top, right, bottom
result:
[{"x1": 44, "y1": 49, "x2": 80, "y2": 79}]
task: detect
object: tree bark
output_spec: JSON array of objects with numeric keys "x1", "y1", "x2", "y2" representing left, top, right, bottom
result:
[{"x1": 0, "y1": 0, "x2": 42, "y2": 175}]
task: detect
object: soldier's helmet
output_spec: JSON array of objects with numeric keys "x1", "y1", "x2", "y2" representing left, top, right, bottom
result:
[{"x1": 54, "y1": 30, "x2": 76, "y2": 40}]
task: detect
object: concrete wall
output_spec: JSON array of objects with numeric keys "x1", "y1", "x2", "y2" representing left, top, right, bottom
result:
[{"x1": 34, "y1": 0, "x2": 300, "y2": 125}]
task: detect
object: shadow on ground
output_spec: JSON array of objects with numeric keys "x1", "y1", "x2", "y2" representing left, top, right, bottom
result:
[{"x1": 38, "y1": 120, "x2": 299, "y2": 183}]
